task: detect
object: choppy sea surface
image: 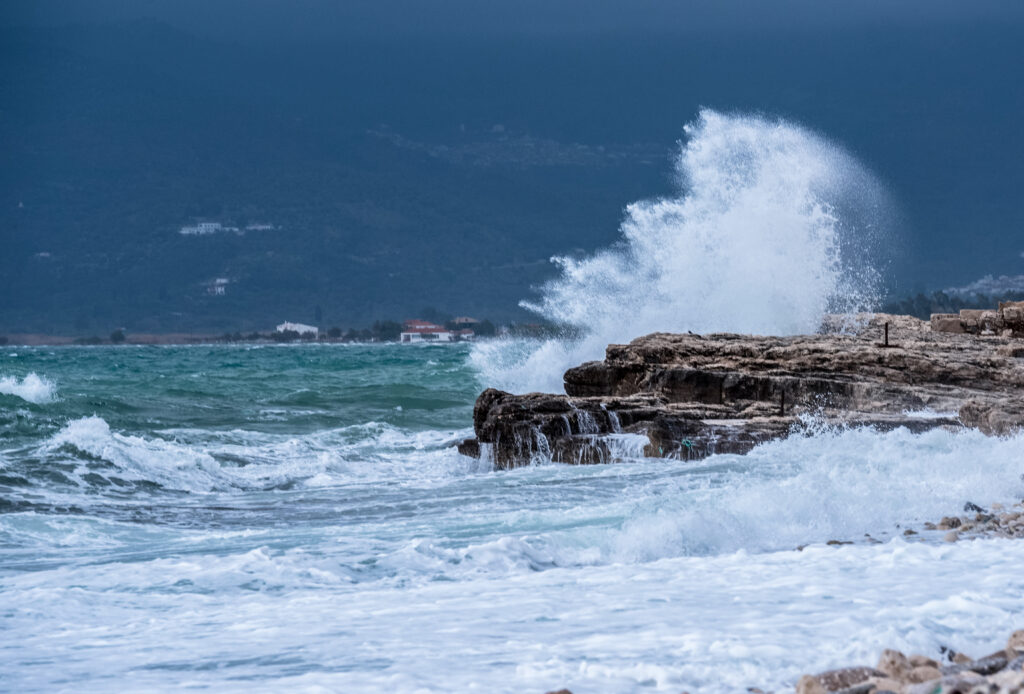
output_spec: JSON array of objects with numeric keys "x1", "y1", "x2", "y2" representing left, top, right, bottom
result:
[{"x1": 2, "y1": 343, "x2": 1024, "y2": 694}]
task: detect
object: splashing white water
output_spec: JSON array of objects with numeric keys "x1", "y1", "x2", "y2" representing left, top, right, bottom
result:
[
  {"x1": 0, "y1": 372, "x2": 58, "y2": 404},
  {"x1": 473, "y1": 110, "x2": 886, "y2": 392}
]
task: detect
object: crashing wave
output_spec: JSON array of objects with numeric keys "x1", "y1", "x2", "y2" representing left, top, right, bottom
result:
[{"x1": 472, "y1": 109, "x2": 889, "y2": 393}]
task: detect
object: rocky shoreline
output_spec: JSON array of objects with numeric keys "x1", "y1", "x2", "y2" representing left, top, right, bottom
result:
[
  {"x1": 794, "y1": 629, "x2": 1024, "y2": 694},
  {"x1": 811, "y1": 500, "x2": 1024, "y2": 549},
  {"x1": 924, "y1": 499, "x2": 1024, "y2": 543},
  {"x1": 543, "y1": 629, "x2": 1024, "y2": 694},
  {"x1": 459, "y1": 307, "x2": 1024, "y2": 470}
]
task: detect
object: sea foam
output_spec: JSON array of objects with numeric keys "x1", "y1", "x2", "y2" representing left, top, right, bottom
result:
[
  {"x1": 371, "y1": 425, "x2": 1024, "y2": 578},
  {"x1": 472, "y1": 109, "x2": 888, "y2": 393}
]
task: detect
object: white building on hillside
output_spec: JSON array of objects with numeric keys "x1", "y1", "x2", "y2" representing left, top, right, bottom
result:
[
  {"x1": 180, "y1": 221, "x2": 224, "y2": 235},
  {"x1": 276, "y1": 321, "x2": 319, "y2": 336},
  {"x1": 179, "y1": 221, "x2": 245, "y2": 235},
  {"x1": 206, "y1": 278, "x2": 230, "y2": 296}
]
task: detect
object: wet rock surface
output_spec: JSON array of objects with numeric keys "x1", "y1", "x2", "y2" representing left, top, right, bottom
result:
[{"x1": 461, "y1": 314, "x2": 1024, "y2": 469}]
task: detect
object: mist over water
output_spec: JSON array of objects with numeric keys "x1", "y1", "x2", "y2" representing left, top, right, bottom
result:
[{"x1": 473, "y1": 110, "x2": 887, "y2": 392}]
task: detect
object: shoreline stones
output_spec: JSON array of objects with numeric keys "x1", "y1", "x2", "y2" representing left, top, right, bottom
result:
[
  {"x1": 795, "y1": 629, "x2": 1024, "y2": 694},
  {"x1": 461, "y1": 313, "x2": 1024, "y2": 469},
  {"x1": 935, "y1": 501, "x2": 1024, "y2": 541},
  {"x1": 814, "y1": 500, "x2": 1024, "y2": 550}
]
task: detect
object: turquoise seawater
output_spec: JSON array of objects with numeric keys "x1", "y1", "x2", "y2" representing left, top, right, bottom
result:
[{"x1": 2, "y1": 343, "x2": 1024, "y2": 693}]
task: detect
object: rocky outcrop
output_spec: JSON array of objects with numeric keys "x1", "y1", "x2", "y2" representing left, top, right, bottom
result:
[{"x1": 459, "y1": 314, "x2": 1024, "y2": 469}]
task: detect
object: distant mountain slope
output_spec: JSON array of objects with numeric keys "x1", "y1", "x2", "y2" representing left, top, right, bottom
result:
[
  {"x1": 0, "y1": 22, "x2": 669, "y2": 332},
  {"x1": 1, "y1": 19, "x2": 1022, "y2": 333}
]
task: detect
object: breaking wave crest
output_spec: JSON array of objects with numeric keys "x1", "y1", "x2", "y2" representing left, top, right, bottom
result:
[
  {"x1": 473, "y1": 109, "x2": 888, "y2": 393},
  {"x1": 6, "y1": 416, "x2": 1024, "y2": 581},
  {"x1": 605, "y1": 424, "x2": 1024, "y2": 560},
  {"x1": 26, "y1": 416, "x2": 481, "y2": 495},
  {"x1": 0, "y1": 372, "x2": 58, "y2": 404}
]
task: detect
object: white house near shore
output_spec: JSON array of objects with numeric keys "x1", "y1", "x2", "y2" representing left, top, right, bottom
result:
[
  {"x1": 400, "y1": 320, "x2": 454, "y2": 343},
  {"x1": 399, "y1": 320, "x2": 476, "y2": 343},
  {"x1": 276, "y1": 321, "x2": 319, "y2": 336}
]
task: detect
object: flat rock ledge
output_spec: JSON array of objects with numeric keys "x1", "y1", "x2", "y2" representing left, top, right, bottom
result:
[
  {"x1": 459, "y1": 311, "x2": 1024, "y2": 469},
  {"x1": 794, "y1": 629, "x2": 1024, "y2": 694}
]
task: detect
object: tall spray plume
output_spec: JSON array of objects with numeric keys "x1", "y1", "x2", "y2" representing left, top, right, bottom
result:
[{"x1": 472, "y1": 110, "x2": 888, "y2": 393}]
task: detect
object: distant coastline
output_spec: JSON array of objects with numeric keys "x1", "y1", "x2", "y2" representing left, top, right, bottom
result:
[
  {"x1": 0, "y1": 333, "x2": 477, "y2": 347},
  {"x1": 2, "y1": 333, "x2": 275, "y2": 347},
  {"x1": 0, "y1": 326, "x2": 559, "y2": 348}
]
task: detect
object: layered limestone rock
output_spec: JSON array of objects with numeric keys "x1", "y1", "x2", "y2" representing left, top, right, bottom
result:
[{"x1": 458, "y1": 314, "x2": 1024, "y2": 469}]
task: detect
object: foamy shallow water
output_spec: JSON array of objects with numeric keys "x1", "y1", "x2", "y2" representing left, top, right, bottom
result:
[
  {"x1": 4, "y1": 412, "x2": 1024, "y2": 692},
  {"x1": 4, "y1": 537, "x2": 1023, "y2": 693},
  {"x1": 2, "y1": 339, "x2": 1023, "y2": 693}
]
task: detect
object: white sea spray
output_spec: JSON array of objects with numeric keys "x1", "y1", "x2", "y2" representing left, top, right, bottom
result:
[{"x1": 472, "y1": 109, "x2": 887, "y2": 393}]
